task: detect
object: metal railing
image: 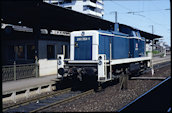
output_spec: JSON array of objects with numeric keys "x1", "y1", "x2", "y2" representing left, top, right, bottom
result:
[{"x1": 2, "y1": 61, "x2": 39, "y2": 82}]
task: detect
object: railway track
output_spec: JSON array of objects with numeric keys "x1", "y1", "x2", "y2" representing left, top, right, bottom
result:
[
  {"x1": 137, "y1": 61, "x2": 171, "y2": 75},
  {"x1": 30, "y1": 89, "x2": 94, "y2": 112},
  {"x1": 153, "y1": 61, "x2": 171, "y2": 69},
  {"x1": 3, "y1": 88, "x2": 71, "y2": 112},
  {"x1": 3, "y1": 88, "x2": 94, "y2": 112},
  {"x1": 3, "y1": 61, "x2": 171, "y2": 112}
]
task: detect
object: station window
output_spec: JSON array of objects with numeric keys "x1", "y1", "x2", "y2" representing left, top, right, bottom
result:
[
  {"x1": 14, "y1": 45, "x2": 25, "y2": 59},
  {"x1": 57, "y1": 45, "x2": 63, "y2": 54},
  {"x1": 64, "y1": 0, "x2": 72, "y2": 3},
  {"x1": 56, "y1": 44, "x2": 69, "y2": 59},
  {"x1": 83, "y1": 5, "x2": 95, "y2": 11},
  {"x1": 90, "y1": 0, "x2": 97, "y2": 3},
  {"x1": 83, "y1": 6, "x2": 88, "y2": 11},
  {"x1": 47, "y1": 45, "x2": 55, "y2": 59},
  {"x1": 27, "y1": 45, "x2": 35, "y2": 60},
  {"x1": 63, "y1": 45, "x2": 69, "y2": 59},
  {"x1": 8, "y1": 45, "x2": 15, "y2": 60}
]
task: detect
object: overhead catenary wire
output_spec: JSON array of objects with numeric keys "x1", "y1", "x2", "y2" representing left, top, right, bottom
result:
[{"x1": 107, "y1": 1, "x2": 170, "y2": 40}]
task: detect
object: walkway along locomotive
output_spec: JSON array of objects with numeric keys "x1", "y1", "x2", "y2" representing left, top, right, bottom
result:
[{"x1": 57, "y1": 24, "x2": 152, "y2": 84}]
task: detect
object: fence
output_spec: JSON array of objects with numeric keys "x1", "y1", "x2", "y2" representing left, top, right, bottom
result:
[{"x1": 2, "y1": 61, "x2": 39, "y2": 82}]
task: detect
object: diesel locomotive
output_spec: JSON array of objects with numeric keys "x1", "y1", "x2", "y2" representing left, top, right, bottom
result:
[{"x1": 57, "y1": 25, "x2": 152, "y2": 83}]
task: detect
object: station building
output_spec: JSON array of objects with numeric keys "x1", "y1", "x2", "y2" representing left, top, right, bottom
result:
[
  {"x1": 1, "y1": 1, "x2": 161, "y2": 79},
  {"x1": 1, "y1": 24, "x2": 70, "y2": 76}
]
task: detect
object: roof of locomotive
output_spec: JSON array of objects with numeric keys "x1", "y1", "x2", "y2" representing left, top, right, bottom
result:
[{"x1": 98, "y1": 30, "x2": 129, "y2": 37}]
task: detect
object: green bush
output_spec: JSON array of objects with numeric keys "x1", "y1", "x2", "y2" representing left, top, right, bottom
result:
[
  {"x1": 160, "y1": 53, "x2": 165, "y2": 57},
  {"x1": 146, "y1": 51, "x2": 150, "y2": 56},
  {"x1": 152, "y1": 50, "x2": 160, "y2": 54}
]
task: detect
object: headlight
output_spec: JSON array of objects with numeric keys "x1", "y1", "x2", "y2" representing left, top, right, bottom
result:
[
  {"x1": 98, "y1": 56, "x2": 102, "y2": 60},
  {"x1": 58, "y1": 61, "x2": 61, "y2": 65},
  {"x1": 98, "y1": 61, "x2": 102, "y2": 65}
]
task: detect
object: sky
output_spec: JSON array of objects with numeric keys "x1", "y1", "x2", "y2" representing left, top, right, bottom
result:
[{"x1": 103, "y1": 0, "x2": 170, "y2": 46}]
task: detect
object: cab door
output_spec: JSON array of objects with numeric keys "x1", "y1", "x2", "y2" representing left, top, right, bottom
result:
[{"x1": 74, "y1": 36, "x2": 92, "y2": 60}]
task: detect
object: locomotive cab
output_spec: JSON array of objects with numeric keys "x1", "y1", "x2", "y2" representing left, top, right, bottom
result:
[
  {"x1": 129, "y1": 30, "x2": 146, "y2": 58},
  {"x1": 70, "y1": 31, "x2": 99, "y2": 61}
]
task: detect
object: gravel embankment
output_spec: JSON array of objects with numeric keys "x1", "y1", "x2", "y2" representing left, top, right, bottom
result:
[{"x1": 42, "y1": 64, "x2": 171, "y2": 112}]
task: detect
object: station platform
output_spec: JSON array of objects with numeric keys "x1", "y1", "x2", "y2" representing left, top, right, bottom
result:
[
  {"x1": 152, "y1": 55, "x2": 171, "y2": 65},
  {"x1": 2, "y1": 74, "x2": 57, "y2": 95},
  {"x1": 2, "y1": 55, "x2": 171, "y2": 95}
]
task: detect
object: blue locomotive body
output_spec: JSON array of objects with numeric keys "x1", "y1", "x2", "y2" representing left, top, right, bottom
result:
[
  {"x1": 98, "y1": 31, "x2": 129, "y2": 60},
  {"x1": 130, "y1": 38, "x2": 139, "y2": 58},
  {"x1": 129, "y1": 31, "x2": 145, "y2": 58},
  {"x1": 72, "y1": 30, "x2": 145, "y2": 61},
  {"x1": 139, "y1": 37, "x2": 146, "y2": 57}
]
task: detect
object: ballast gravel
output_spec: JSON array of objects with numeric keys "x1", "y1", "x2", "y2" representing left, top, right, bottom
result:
[{"x1": 43, "y1": 63, "x2": 171, "y2": 112}]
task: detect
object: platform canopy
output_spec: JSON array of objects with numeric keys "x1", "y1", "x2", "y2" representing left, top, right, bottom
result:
[{"x1": 1, "y1": 1, "x2": 162, "y2": 40}]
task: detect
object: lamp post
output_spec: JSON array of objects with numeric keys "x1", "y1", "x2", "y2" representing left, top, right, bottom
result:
[{"x1": 150, "y1": 25, "x2": 154, "y2": 76}]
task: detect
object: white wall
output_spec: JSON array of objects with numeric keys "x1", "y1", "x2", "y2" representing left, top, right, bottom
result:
[
  {"x1": 38, "y1": 40, "x2": 69, "y2": 76},
  {"x1": 71, "y1": 1, "x2": 83, "y2": 12},
  {"x1": 39, "y1": 59, "x2": 58, "y2": 76}
]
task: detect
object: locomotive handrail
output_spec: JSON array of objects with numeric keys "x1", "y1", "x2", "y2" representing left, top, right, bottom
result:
[
  {"x1": 64, "y1": 59, "x2": 70, "y2": 61},
  {"x1": 68, "y1": 60, "x2": 99, "y2": 63},
  {"x1": 110, "y1": 57, "x2": 151, "y2": 65}
]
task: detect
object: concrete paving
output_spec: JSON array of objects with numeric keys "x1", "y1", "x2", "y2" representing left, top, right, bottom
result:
[
  {"x1": 3, "y1": 74, "x2": 57, "y2": 93},
  {"x1": 2, "y1": 55, "x2": 171, "y2": 94},
  {"x1": 152, "y1": 54, "x2": 171, "y2": 65}
]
